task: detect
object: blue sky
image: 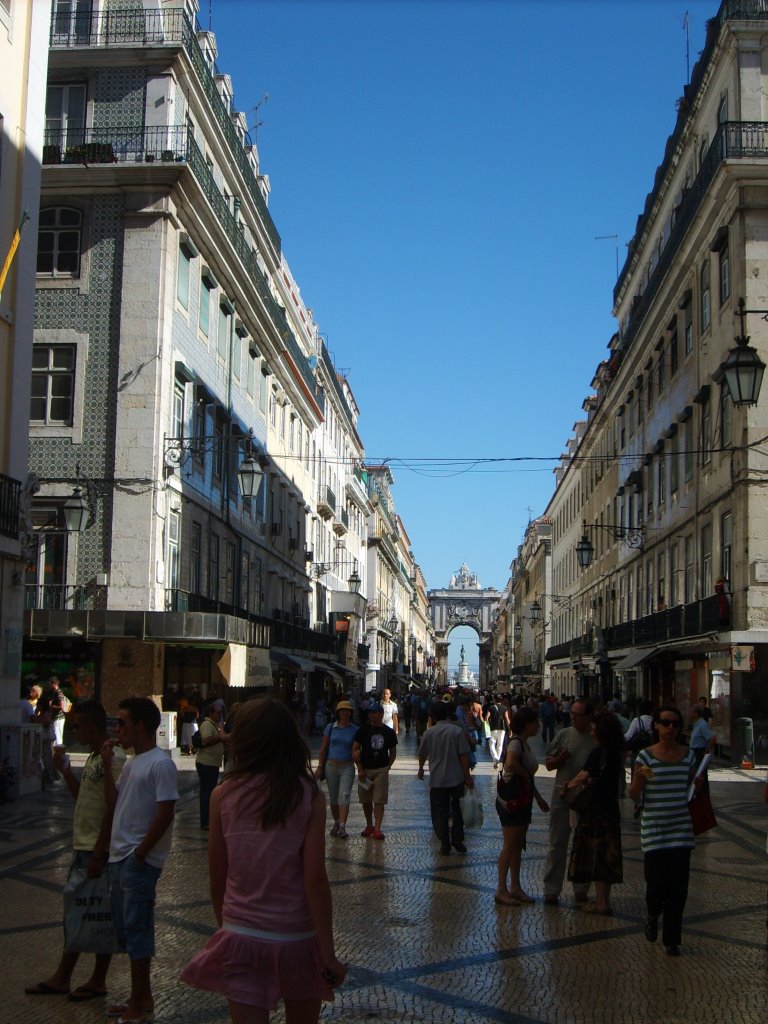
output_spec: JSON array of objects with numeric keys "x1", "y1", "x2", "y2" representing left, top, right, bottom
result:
[{"x1": 210, "y1": 0, "x2": 713, "y2": 659}]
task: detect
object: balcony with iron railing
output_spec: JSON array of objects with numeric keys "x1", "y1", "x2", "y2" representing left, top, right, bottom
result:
[
  {"x1": 317, "y1": 485, "x2": 336, "y2": 520},
  {"x1": 48, "y1": 5, "x2": 281, "y2": 257},
  {"x1": 545, "y1": 594, "x2": 730, "y2": 663},
  {"x1": 183, "y1": 137, "x2": 322, "y2": 410},
  {"x1": 25, "y1": 584, "x2": 108, "y2": 611},
  {"x1": 320, "y1": 341, "x2": 355, "y2": 427},
  {"x1": 369, "y1": 525, "x2": 399, "y2": 568},
  {"x1": 42, "y1": 124, "x2": 189, "y2": 166},
  {"x1": 163, "y1": 589, "x2": 338, "y2": 655},
  {"x1": 44, "y1": 118, "x2": 321, "y2": 411},
  {"x1": 333, "y1": 507, "x2": 349, "y2": 536},
  {"x1": 0, "y1": 472, "x2": 20, "y2": 539},
  {"x1": 616, "y1": 119, "x2": 768, "y2": 357}
]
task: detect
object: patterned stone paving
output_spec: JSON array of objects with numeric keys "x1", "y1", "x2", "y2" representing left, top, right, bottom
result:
[{"x1": 2, "y1": 733, "x2": 766, "y2": 1023}]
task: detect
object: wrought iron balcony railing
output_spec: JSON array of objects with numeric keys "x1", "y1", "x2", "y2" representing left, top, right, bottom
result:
[
  {"x1": 50, "y1": 6, "x2": 184, "y2": 47},
  {"x1": 545, "y1": 594, "x2": 731, "y2": 663},
  {"x1": 163, "y1": 589, "x2": 338, "y2": 655},
  {"x1": 49, "y1": 6, "x2": 281, "y2": 258},
  {"x1": 320, "y1": 341, "x2": 355, "y2": 426},
  {"x1": 42, "y1": 125, "x2": 189, "y2": 166},
  {"x1": 25, "y1": 584, "x2": 108, "y2": 611},
  {"x1": 0, "y1": 472, "x2": 20, "y2": 539},
  {"x1": 184, "y1": 137, "x2": 323, "y2": 410},
  {"x1": 43, "y1": 121, "x2": 322, "y2": 412},
  {"x1": 616, "y1": 120, "x2": 768, "y2": 355}
]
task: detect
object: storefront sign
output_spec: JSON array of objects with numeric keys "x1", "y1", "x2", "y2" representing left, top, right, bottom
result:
[
  {"x1": 217, "y1": 644, "x2": 272, "y2": 687},
  {"x1": 731, "y1": 645, "x2": 756, "y2": 672}
]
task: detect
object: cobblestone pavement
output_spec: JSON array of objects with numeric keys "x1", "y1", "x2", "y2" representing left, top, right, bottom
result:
[{"x1": 2, "y1": 733, "x2": 766, "y2": 1024}]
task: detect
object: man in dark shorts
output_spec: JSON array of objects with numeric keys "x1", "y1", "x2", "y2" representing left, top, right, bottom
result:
[{"x1": 353, "y1": 703, "x2": 397, "y2": 840}]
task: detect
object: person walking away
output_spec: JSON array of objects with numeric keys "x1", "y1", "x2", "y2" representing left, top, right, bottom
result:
[
  {"x1": 540, "y1": 695, "x2": 557, "y2": 744},
  {"x1": 314, "y1": 701, "x2": 358, "y2": 839},
  {"x1": 455, "y1": 695, "x2": 478, "y2": 769},
  {"x1": 180, "y1": 698, "x2": 346, "y2": 1022},
  {"x1": 179, "y1": 697, "x2": 199, "y2": 755},
  {"x1": 560, "y1": 696, "x2": 572, "y2": 728},
  {"x1": 381, "y1": 689, "x2": 399, "y2": 735},
  {"x1": 485, "y1": 695, "x2": 508, "y2": 769},
  {"x1": 196, "y1": 700, "x2": 227, "y2": 828},
  {"x1": 629, "y1": 705, "x2": 701, "y2": 956},
  {"x1": 688, "y1": 704, "x2": 715, "y2": 795},
  {"x1": 542, "y1": 699, "x2": 596, "y2": 906},
  {"x1": 353, "y1": 702, "x2": 397, "y2": 840},
  {"x1": 102, "y1": 697, "x2": 178, "y2": 1023},
  {"x1": 494, "y1": 707, "x2": 549, "y2": 906},
  {"x1": 402, "y1": 692, "x2": 414, "y2": 735},
  {"x1": 564, "y1": 711, "x2": 625, "y2": 915},
  {"x1": 608, "y1": 699, "x2": 630, "y2": 796},
  {"x1": 34, "y1": 694, "x2": 59, "y2": 786},
  {"x1": 417, "y1": 700, "x2": 474, "y2": 854},
  {"x1": 25, "y1": 700, "x2": 126, "y2": 1001},
  {"x1": 415, "y1": 690, "x2": 430, "y2": 744},
  {"x1": 625, "y1": 700, "x2": 654, "y2": 780},
  {"x1": 48, "y1": 676, "x2": 70, "y2": 746}
]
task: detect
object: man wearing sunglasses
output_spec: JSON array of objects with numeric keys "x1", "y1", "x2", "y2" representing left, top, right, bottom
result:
[{"x1": 102, "y1": 697, "x2": 178, "y2": 1024}]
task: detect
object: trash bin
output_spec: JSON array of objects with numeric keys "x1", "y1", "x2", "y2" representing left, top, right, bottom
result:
[{"x1": 733, "y1": 717, "x2": 754, "y2": 764}]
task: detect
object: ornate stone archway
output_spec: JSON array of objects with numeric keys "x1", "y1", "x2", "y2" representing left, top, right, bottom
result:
[{"x1": 428, "y1": 563, "x2": 500, "y2": 687}]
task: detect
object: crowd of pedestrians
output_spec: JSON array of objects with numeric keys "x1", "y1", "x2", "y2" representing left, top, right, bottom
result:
[{"x1": 20, "y1": 683, "x2": 765, "y2": 1024}]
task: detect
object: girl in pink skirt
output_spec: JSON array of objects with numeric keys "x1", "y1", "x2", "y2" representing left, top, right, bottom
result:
[{"x1": 180, "y1": 698, "x2": 346, "y2": 1023}]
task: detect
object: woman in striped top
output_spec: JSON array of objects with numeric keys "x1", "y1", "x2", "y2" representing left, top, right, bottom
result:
[{"x1": 629, "y1": 705, "x2": 702, "y2": 956}]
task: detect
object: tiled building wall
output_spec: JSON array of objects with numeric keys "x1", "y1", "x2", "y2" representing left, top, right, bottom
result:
[{"x1": 32, "y1": 195, "x2": 126, "y2": 583}]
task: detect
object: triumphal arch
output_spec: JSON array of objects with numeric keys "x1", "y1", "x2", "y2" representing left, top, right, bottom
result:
[{"x1": 428, "y1": 563, "x2": 500, "y2": 686}]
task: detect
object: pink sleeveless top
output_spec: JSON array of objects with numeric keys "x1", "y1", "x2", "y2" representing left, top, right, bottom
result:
[{"x1": 218, "y1": 774, "x2": 314, "y2": 934}]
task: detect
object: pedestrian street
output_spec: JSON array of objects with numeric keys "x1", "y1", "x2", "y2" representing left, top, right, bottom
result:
[{"x1": 2, "y1": 734, "x2": 766, "y2": 1024}]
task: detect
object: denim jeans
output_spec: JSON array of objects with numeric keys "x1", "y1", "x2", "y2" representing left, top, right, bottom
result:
[{"x1": 111, "y1": 853, "x2": 161, "y2": 959}]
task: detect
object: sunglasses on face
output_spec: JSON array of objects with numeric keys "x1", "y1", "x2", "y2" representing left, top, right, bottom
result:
[{"x1": 657, "y1": 718, "x2": 682, "y2": 728}]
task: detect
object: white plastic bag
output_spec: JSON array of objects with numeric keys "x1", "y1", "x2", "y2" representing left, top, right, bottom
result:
[{"x1": 460, "y1": 790, "x2": 484, "y2": 829}]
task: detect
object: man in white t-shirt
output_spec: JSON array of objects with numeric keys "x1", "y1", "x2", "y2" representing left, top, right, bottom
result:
[
  {"x1": 381, "y1": 689, "x2": 399, "y2": 735},
  {"x1": 102, "y1": 697, "x2": 178, "y2": 1024}
]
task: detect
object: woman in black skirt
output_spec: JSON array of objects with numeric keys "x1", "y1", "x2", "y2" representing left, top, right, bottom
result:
[{"x1": 563, "y1": 711, "x2": 625, "y2": 915}]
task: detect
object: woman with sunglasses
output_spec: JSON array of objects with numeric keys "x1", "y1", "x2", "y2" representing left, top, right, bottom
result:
[{"x1": 629, "y1": 705, "x2": 702, "y2": 956}]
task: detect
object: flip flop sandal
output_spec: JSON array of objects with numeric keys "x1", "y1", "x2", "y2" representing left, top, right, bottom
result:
[
  {"x1": 25, "y1": 982, "x2": 70, "y2": 996},
  {"x1": 68, "y1": 986, "x2": 107, "y2": 1002}
]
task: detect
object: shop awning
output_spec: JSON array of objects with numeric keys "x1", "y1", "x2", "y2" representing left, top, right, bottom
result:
[
  {"x1": 613, "y1": 647, "x2": 658, "y2": 671},
  {"x1": 289, "y1": 655, "x2": 325, "y2": 673},
  {"x1": 320, "y1": 659, "x2": 356, "y2": 675}
]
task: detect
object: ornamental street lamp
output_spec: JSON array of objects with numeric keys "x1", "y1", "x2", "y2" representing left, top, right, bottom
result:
[
  {"x1": 723, "y1": 299, "x2": 767, "y2": 406},
  {"x1": 575, "y1": 518, "x2": 644, "y2": 570},
  {"x1": 348, "y1": 568, "x2": 362, "y2": 594},
  {"x1": 61, "y1": 485, "x2": 90, "y2": 532}
]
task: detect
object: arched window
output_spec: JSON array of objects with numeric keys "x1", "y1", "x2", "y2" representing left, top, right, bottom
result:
[{"x1": 37, "y1": 207, "x2": 82, "y2": 277}]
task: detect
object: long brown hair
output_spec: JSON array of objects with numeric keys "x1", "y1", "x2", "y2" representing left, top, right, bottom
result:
[{"x1": 226, "y1": 697, "x2": 317, "y2": 828}]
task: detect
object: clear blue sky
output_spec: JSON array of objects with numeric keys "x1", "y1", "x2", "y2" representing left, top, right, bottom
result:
[{"x1": 211, "y1": 0, "x2": 713, "y2": 625}]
